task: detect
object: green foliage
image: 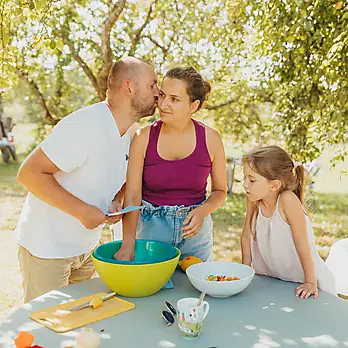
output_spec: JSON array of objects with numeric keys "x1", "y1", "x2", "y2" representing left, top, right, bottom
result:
[
  {"x1": 243, "y1": 0, "x2": 348, "y2": 161},
  {"x1": 1, "y1": 0, "x2": 347, "y2": 162}
]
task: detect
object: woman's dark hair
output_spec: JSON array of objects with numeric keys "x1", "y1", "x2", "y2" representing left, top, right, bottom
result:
[{"x1": 165, "y1": 67, "x2": 211, "y2": 111}]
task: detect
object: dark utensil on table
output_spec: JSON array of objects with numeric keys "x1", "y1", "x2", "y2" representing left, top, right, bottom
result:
[{"x1": 161, "y1": 301, "x2": 177, "y2": 326}]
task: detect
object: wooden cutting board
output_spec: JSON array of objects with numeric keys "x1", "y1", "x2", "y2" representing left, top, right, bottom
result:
[{"x1": 30, "y1": 293, "x2": 135, "y2": 333}]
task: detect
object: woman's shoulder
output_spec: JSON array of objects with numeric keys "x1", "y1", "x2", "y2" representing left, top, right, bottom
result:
[
  {"x1": 193, "y1": 121, "x2": 223, "y2": 161},
  {"x1": 130, "y1": 124, "x2": 152, "y2": 150},
  {"x1": 193, "y1": 119, "x2": 220, "y2": 137},
  {"x1": 132, "y1": 120, "x2": 163, "y2": 147},
  {"x1": 132, "y1": 124, "x2": 149, "y2": 138}
]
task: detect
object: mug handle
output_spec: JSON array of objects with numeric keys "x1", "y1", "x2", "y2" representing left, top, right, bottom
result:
[{"x1": 201, "y1": 301, "x2": 210, "y2": 321}]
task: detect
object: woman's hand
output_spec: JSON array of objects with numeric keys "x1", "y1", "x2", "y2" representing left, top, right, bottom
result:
[
  {"x1": 104, "y1": 199, "x2": 124, "y2": 225},
  {"x1": 182, "y1": 207, "x2": 207, "y2": 238},
  {"x1": 295, "y1": 282, "x2": 318, "y2": 299},
  {"x1": 113, "y1": 243, "x2": 135, "y2": 261}
]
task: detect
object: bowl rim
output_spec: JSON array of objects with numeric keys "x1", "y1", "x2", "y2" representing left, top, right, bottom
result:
[
  {"x1": 92, "y1": 247, "x2": 181, "y2": 267},
  {"x1": 186, "y1": 261, "x2": 255, "y2": 282},
  {"x1": 93, "y1": 239, "x2": 178, "y2": 265}
]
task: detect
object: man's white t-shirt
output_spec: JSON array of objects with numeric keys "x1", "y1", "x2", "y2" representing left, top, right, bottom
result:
[{"x1": 14, "y1": 102, "x2": 130, "y2": 258}]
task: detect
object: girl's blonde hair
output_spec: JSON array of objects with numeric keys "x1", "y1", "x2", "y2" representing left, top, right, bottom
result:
[{"x1": 243, "y1": 145, "x2": 307, "y2": 238}]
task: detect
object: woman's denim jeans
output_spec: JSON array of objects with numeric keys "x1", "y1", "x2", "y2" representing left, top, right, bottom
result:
[{"x1": 136, "y1": 200, "x2": 213, "y2": 261}]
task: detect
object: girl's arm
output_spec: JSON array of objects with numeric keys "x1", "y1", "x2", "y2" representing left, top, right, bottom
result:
[
  {"x1": 113, "y1": 126, "x2": 149, "y2": 260},
  {"x1": 281, "y1": 191, "x2": 318, "y2": 298},
  {"x1": 241, "y1": 197, "x2": 253, "y2": 266},
  {"x1": 182, "y1": 127, "x2": 227, "y2": 238}
]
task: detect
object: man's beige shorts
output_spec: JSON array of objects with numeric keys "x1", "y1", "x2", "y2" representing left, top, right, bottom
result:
[{"x1": 18, "y1": 245, "x2": 97, "y2": 303}]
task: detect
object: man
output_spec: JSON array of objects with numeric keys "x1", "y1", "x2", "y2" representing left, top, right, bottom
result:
[{"x1": 15, "y1": 57, "x2": 159, "y2": 302}]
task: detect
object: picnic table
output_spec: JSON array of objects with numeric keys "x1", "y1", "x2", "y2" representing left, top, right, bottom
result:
[{"x1": 1, "y1": 271, "x2": 348, "y2": 348}]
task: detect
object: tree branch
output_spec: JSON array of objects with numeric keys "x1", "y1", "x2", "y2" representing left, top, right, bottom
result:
[
  {"x1": 142, "y1": 35, "x2": 169, "y2": 55},
  {"x1": 98, "y1": 0, "x2": 127, "y2": 98},
  {"x1": 129, "y1": 0, "x2": 158, "y2": 56},
  {"x1": 205, "y1": 98, "x2": 239, "y2": 110},
  {"x1": 60, "y1": 8, "x2": 101, "y2": 99},
  {"x1": 17, "y1": 69, "x2": 56, "y2": 125},
  {"x1": 62, "y1": 38, "x2": 101, "y2": 98}
]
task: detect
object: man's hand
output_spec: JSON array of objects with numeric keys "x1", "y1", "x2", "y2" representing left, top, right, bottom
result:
[
  {"x1": 104, "y1": 199, "x2": 124, "y2": 225},
  {"x1": 78, "y1": 205, "x2": 106, "y2": 230},
  {"x1": 114, "y1": 243, "x2": 135, "y2": 261}
]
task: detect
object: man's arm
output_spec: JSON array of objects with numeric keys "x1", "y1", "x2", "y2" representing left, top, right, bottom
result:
[{"x1": 17, "y1": 147, "x2": 105, "y2": 229}]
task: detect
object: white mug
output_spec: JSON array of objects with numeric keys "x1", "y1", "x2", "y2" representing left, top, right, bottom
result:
[{"x1": 176, "y1": 297, "x2": 210, "y2": 338}]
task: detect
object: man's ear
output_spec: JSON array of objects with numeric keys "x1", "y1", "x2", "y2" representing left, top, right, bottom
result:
[
  {"x1": 122, "y1": 80, "x2": 132, "y2": 95},
  {"x1": 270, "y1": 179, "x2": 282, "y2": 191},
  {"x1": 190, "y1": 100, "x2": 200, "y2": 114}
]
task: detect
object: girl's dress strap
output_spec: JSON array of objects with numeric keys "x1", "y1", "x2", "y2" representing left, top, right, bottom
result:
[{"x1": 275, "y1": 194, "x2": 281, "y2": 212}]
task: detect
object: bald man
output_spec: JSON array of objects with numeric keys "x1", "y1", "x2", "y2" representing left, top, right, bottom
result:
[{"x1": 15, "y1": 57, "x2": 160, "y2": 302}]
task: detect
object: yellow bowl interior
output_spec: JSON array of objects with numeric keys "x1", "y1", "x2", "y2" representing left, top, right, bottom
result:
[{"x1": 92, "y1": 248, "x2": 180, "y2": 297}]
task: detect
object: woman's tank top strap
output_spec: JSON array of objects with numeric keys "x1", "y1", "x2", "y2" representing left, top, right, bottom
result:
[
  {"x1": 192, "y1": 119, "x2": 210, "y2": 160},
  {"x1": 142, "y1": 118, "x2": 211, "y2": 206},
  {"x1": 145, "y1": 120, "x2": 162, "y2": 159}
]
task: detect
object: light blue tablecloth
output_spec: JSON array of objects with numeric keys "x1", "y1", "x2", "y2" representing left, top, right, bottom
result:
[{"x1": 1, "y1": 272, "x2": 348, "y2": 348}]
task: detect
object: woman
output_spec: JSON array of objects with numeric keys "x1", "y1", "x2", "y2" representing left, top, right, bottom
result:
[{"x1": 115, "y1": 67, "x2": 226, "y2": 261}]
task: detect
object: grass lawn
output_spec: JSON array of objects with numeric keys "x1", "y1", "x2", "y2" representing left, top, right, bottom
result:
[{"x1": 0, "y1": 124, "x2": 347, "y2": 322}]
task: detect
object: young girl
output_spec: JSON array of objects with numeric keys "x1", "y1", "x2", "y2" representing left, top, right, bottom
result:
[{"x1": 241, "y1": 145, "x2": 336, "y2": 299}]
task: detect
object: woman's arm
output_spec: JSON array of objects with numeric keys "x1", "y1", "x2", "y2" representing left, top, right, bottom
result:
[
  {"x1": 200, "y1": 127, "x2": 227, "y2": 215},
  {"x1": 114, "y1": 127, "x2": 149, "y2": 260},
  {"x1": 241, "y1": 197, "x2": 253, "y2": 266},
  {"x1": 182, "y1": 127, "x2": 227, "y2": 238},
  {"x1": 281, "y1": 191, "x2": 318, "y2": 299}
]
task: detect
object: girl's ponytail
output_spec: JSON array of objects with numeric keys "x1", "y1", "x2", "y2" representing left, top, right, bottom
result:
[{"x1": 293, "y1": 165, "x2": 307, "y2": 204}]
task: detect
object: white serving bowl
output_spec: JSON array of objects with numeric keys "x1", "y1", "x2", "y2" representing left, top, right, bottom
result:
[{"x1": 186, "y1": 261, "x2": 255, "y2": 298}]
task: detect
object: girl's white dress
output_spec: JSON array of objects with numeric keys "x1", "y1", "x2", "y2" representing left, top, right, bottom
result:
[{"x1": 250, "y1": 196, "x2": 337, "y2": 295}]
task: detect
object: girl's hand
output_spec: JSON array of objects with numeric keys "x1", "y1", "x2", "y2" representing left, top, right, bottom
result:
[
  {"x1": 295, "y1": 282, "x2": 318, "y2": 299},
  {"x1": 182, "y1": 207, "x2": 207, "y2": 238}
]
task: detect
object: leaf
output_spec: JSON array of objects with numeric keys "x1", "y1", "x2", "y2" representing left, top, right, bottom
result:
[
  {"x1": 22, "y1": 7, "x2": 30, "y2": 16},
  {"x1": 7, "y1": 45, "x2": 18, "y2": 53},
  {"x1": 34, "y1": 0, "x2": 46, "y2": 10},
  {"x1": 49, "y1": 40, "x2": 56, "y2": 49},
  {"x1": 0, "y1": 79, "x2": 10, "y2": 89},
  {"x1": 2, "y1": 30, "x2": 10, "y2": 47}
]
